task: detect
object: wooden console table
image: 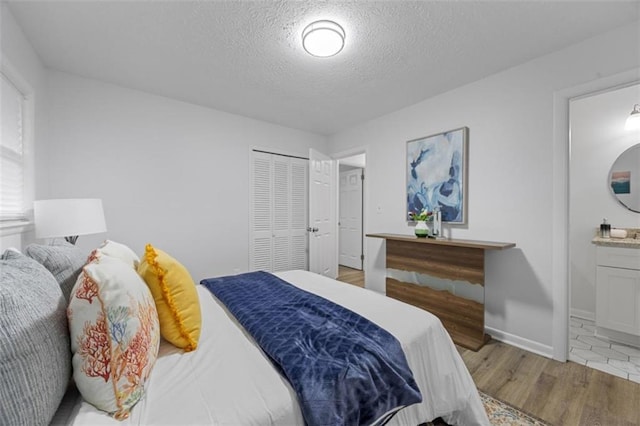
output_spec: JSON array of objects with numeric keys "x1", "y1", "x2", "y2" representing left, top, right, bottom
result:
[{"x1": 367, "y1": 233, "x2": 515, "y2": 350}]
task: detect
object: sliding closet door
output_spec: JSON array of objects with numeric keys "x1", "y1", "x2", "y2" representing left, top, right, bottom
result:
[{"x1": 250, "y1": 151, "x2": 308, "y2": 272}]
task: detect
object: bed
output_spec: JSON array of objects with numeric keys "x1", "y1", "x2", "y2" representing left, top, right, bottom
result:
[
  {"x1": 56, "y1": 270, "x2": 488, "y2": 425},
  {"x1": 1, "y1": 241, "x2": 488, "y2": 426}
]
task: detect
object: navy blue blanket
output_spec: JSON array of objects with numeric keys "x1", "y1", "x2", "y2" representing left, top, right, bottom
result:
[{"x1": 201, "y1": 271, "x2": 422, "y2": 426}]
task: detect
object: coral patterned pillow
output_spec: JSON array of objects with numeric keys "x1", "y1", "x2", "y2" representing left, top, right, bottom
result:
[
  {"x1": 137, "y1": 244, "x2": 201, "y2": 351},
  {"x1": 68, "y1": 256, "x2": 160, "y2": 419},
  {"x1": 93, "y1": 240, "x2": 140, "y2": 269}
]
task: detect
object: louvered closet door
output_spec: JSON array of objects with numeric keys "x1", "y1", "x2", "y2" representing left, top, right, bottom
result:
[
  {"x1": 272, "y1": 156, "x2": 291, "y2": 271},
  {"x1": 290, "y1": 158, "x2": 308, "y2": 270},
  {"x1": 251, "y1": 152, "x2": 273, "y2": 271},
  {"x1": 250, "y1": 151, "x2": 309, "y2": 272}
]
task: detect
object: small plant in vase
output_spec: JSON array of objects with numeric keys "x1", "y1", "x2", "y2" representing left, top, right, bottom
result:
[{"x1": 409, "y1": 209, "x2": 433, "y2": 238}]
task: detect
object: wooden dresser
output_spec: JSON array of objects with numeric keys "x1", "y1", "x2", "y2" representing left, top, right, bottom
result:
[{"x1": 367, "y1": 233, "x2": 515, "y2": 350}]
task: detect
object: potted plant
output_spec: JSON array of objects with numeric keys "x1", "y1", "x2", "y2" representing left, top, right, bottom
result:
[{"x1": 409, "y1": 209, "x2": 433, "y2": 238}]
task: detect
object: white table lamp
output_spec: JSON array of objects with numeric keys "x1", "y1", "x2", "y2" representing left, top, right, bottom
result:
[{"x1": 34, "y1": 199, "x2": 107, "y2": 244}]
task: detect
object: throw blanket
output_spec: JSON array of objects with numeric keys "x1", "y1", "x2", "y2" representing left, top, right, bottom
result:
[{"x1": 201, "y1": 271, "x2": 422, "y2": 426}]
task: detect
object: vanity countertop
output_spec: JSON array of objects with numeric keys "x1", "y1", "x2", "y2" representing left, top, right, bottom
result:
[{"x1": 592, "y1": 228, "x2": 640, "y2": 248}]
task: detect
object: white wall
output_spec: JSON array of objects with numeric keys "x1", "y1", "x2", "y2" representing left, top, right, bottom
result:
[
  {"x1": 570, "y1": 84, "x2": 640, "y2": 319},
  {"x1": 0, "y1": 4, "x2": 47, "y2": 251},
  {"x1": 328, "y1": 21, "x2": 640, "y2": 357},
  {"x1": 44, "y1": 71, "x2": 327, "y2": 281}
]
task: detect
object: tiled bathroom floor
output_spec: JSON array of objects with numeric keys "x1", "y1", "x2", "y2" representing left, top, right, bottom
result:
[{"x1": 569, "y1": 316, "x2": 640, "y2": 383}]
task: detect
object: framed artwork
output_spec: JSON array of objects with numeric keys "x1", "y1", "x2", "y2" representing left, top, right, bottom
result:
[{"x1": 406, "y1": 127, "x2": 468, "y2": 224}]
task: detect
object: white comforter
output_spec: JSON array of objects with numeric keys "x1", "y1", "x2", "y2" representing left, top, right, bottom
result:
[{"x1": 61, "y1": 270, "x2": 489, "y2": 425}]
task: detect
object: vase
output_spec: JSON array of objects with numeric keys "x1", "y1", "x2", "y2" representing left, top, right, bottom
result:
[{"x1": 414, "y1": 220, "x2": 429, "y2": 238}]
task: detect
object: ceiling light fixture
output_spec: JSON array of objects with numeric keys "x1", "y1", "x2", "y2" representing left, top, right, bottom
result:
[
  {"x1": 302, "y1": 20, "x2": 345, "y2": 58},
  {"x1": 625, "y1": 104, "x2": 640, "y2": 130}
]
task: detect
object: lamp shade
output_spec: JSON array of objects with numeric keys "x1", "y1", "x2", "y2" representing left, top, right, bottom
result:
[{"x1": 34, "y1": 199, "x2": 107, "y2": 239}]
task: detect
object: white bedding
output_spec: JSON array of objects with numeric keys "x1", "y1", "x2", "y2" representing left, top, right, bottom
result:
[{"x1": 60, "y1": 270, "x2": 489, "y2": 425}]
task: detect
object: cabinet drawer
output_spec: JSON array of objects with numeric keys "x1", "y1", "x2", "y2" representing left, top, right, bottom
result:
[{"x1": 597, "y1": 246, "x2": 640, "y2": 270}]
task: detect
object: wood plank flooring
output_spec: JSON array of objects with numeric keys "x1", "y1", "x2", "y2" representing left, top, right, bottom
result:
[
  {"x1": 336, "y1": 266, "x2": 640, "y2": 426},
  {"x1": 337, "y1": 265, "x2": 364, "y2": 287}
]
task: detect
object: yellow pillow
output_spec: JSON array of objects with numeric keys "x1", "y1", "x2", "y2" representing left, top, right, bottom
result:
[{"x1": 137, "y1": 244, "x2": 201, "y2": 351}]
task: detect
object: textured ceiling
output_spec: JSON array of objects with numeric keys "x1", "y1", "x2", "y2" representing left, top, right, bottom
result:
[{"x1": 7, "y1": 1, "x2": 640, "y2": 135}]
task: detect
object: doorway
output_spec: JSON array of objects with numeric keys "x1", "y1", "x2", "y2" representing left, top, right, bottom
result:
[
  {"x1": 568, "y1": 82, "x2": 640, "y2": 381},
  {"x1": 338, "y1": 153, "x2": 366, "y2": 271}
]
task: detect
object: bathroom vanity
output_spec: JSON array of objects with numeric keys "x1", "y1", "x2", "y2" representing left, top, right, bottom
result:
[{"x1": 592, "y1": 229, "x2": 640, "y2": 347}]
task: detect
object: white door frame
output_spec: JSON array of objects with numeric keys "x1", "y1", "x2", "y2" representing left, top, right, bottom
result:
[
  {"x1": 552, "y1": 69, "x2": 640, "y2": 362},
  {"x1": 332, "y1": 147, "x2": 368, "y2": 280},
  {"x1": 339, "y1": 167, "x2": 364, "y2": 270}
]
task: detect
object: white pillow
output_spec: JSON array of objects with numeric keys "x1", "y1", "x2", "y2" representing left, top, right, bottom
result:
[{"x1": 67, "y1": 256, "x2": 159, "y2": 419}]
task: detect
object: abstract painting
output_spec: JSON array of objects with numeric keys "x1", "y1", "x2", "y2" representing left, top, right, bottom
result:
[
  {"x1": 611, "y1": 171, "x2": 631, "y2": 194},
  {"x1": 407, "y1": 127, "x2": 468, "y2": 224}
]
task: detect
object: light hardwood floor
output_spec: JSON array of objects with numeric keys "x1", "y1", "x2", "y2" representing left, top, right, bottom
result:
[
  {"x1": 336, "y1": 266, "x2": 640, "y2": 426},
  {"x1": 337, "y1": 265, "x2": 365, "y2": 287}
]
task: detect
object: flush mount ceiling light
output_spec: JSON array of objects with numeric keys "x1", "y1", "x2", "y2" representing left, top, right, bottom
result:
[
  {"x1": 302, "y1": 20, "x2": 345, "y2": 58},
  {"x1": 625, "y1": 104, "x2": 640, "y2": 130}
]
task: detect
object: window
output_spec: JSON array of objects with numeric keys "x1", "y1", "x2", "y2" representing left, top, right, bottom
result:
[{"x1": 1, "y1": 71, "x2": 27, "y2": 222}]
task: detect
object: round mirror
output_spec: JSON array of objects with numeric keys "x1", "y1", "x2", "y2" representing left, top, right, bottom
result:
[{"x1": 609, "y1": 143, "x2": 640, "y2": 213}]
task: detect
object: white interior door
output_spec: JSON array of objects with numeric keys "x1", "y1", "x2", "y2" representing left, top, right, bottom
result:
[
  {"x1": 339, "y1": 168, "x2": 363, "y2": 270},
  {"x1": 309, "y1": 149, "x2": 337, "y2": 278}
]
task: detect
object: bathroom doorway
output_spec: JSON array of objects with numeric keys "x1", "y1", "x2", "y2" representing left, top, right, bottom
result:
[{"x1": 568, "y1": 82, "x2": 640, "y2": 382}]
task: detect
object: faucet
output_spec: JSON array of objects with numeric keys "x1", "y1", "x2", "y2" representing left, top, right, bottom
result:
[{"x1": 433, "y1": 206, "x2": 442, "y2": 238}]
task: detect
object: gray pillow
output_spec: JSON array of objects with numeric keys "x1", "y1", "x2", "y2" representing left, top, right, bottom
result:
[
  {"x1": 25, "y1": 239, "x2": 88, "y2": 301},
  {"x1": 0, "y1": 249, "x2": 72, "y2": 426}
]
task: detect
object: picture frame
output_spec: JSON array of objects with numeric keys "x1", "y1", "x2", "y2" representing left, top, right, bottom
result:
[{"x1": 406, "y1": 127, "x2": 468, "y2": 224}]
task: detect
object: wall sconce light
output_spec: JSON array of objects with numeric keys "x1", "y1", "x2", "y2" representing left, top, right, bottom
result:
[
  {"x1": 302, "y1": 20, "x2": 345, "y2": 58},
  {"x1": 625, "y1": 104, "x2": 640, "y2": 130},
  {"x1": 34, "y1": 198, "x2": 107, "y2": 244}
]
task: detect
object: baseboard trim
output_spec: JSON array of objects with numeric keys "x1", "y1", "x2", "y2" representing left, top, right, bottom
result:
[
  {"x1": 570, "y1": 309, "x2": 595, "y2": 321},
  {"x1": 485, "y1": 326, "x2": 554, "y2": 359}
]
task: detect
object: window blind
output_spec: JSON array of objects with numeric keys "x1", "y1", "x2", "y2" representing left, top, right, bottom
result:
[{"x1": 0, "y1": 73, "x2": 26, "y2": 221}]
